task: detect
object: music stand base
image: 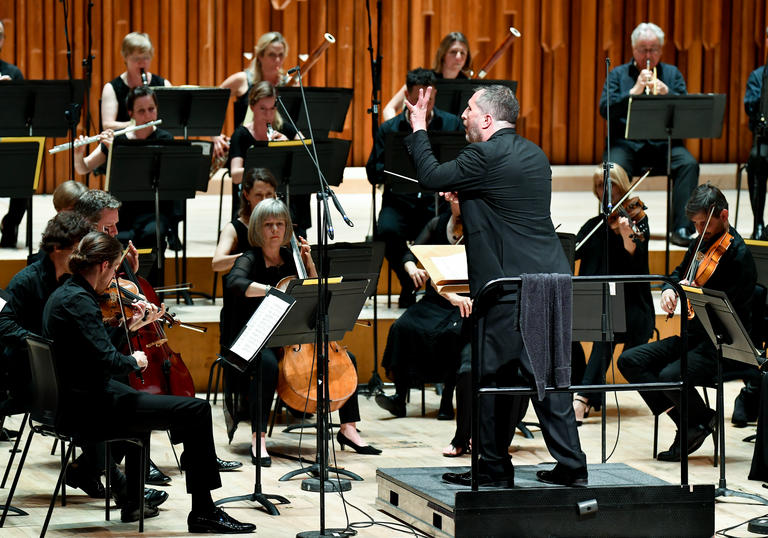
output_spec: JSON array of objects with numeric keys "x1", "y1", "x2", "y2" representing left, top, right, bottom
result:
[
  {"x1": 715, "y1": 486, "x2": 768, "y2": 505},
  {"x1": 0, "y1": 505, "x2": 27, "y2": 516},
  {"x1": 214, "y1": 492, "x2": 290, "y2": 516},
  {"x1": 280, "y1": 462, "x2": 362, "y2": 482},
  {"x1": 364, "y1": 372, "x2": 384, "y2": 396},
  {"x1": 300, "y1": 477, "x2": 351, "y2": 493}
]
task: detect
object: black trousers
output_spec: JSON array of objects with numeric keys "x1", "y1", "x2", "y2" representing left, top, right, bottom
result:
[
  {"x1": 376, "y1": 192, "x2": 436, "y2": 296},
  {"x1": 0, "y1": 197, "x2": 28, "y2": 247},
  {"x1": 69, "y1": 380, "x2": 221, "y2": 497},
  {"x1": 477, "y1": 301, "x2": 586, "y2": 478},
  {"x1": 747, "y1": 141, "x2": 768, "y2": 233},
  {"x1": 617, "y1": 335, "x2": 716, "y2": 427},
  {"x1": 606, "y1": 141, "x2": 699, "y2": 231},
  {"x1": 749, "y1": 371, "x2": 768, "y2": 481}
]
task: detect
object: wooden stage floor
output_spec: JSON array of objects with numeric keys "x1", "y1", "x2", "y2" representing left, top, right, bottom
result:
[{"x1": 0, "y1": 383, "x2": 766, "y2": 537}]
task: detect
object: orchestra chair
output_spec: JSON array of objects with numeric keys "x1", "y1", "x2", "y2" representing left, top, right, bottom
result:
[
  {"x1": 206, "y1": 356, "x2": 225, "y2": 405},
  {"x1": 0, "y1": 335, "x2": 147, "y2": 535}
]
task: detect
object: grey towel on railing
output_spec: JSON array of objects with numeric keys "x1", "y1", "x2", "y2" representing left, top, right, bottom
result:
[{"x1": 520, "y1": 273, "x2": 572, "y2": 400}]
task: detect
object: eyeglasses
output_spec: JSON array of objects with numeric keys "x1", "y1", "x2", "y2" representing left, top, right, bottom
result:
[{"x1": 635, "y1": 46, "x2": 662, "y2": 55}]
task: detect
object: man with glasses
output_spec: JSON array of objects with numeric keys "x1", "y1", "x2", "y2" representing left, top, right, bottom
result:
[{"x1": 599, "y1": 22, "x2": 699, "y2": 247}]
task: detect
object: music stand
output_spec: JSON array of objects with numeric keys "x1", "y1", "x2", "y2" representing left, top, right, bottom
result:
[
  {"x1": 433, "y1": 79, "x2": 517, "y2": 116},
  {"x1": 267, "y1": 279, "x2": 371, "y2": 488},
  {"x1": 105, "y1": 140, "x2": 202, "y2": 288},
  {"x1": 275, "y1": 87, "x2": 353, "y2": 139},
  {"x1": 685, "y1": 285, "x2": 768, "y2": 504},
  {"x1": 217, "y1": 287, "x2": 296, "y2": 515},
  {"x1": 151, "y1": 87, "x2": 229, "y2": 138},
  {"x1": 382, "y1": 131, "x2": 466, "y2": 194},
  {"x1": 0, "y1": 139, "x2": 45, "y2": 257},
  {"x1": 746, "y1": 240, "x2": 768, "y2": 289},
  {"x1": 625, "y1": 94, "x2": 726, "y2": 273}
]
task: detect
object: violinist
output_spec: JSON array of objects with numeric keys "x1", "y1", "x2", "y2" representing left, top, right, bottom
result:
[
  {"x1": 42, "y1": 231, "x2": 256, "y2": 533},
  {"x1": 618, "y1": 184, "x2": 757, "y2": 461},
  {"x1": 223, "y1": 199, "x2": 380, "y2": 465},
  {"x1": 571, "y1": 164, "x2": 654, "y2": 423}
]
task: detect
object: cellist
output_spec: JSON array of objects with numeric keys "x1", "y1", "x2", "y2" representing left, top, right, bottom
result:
[
  {"x1": 223, "y1": 198, "x2": 381, "y2": 466},
  {"x1": 618, "y1": 184, "x2": 757, "y2": 462}
]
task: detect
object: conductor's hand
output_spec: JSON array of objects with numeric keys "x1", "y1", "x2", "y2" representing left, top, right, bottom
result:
[
  {"x1": 132, "y1": 351, "x2": 148, "y2": 370},
  {"x1": 405, "y1": 86, "x2": 433, "y2": 132},
  {"x1": 660, "y1": 288, "x2": 678, "y2": 315},
  {"x1": 404, "y1": 261, "x2": 428, "y2": 289}
]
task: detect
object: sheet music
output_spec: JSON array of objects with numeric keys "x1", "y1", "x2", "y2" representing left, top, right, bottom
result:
[
  {"x1": 432, "y1": 252, "x2": 468, "y2": 282},
  {"x1": 0, "y1": 296, "x2": 6, "y2": 311},
  {"x1": 230, "y1": 292, "x2": 295, "y2": 361}
]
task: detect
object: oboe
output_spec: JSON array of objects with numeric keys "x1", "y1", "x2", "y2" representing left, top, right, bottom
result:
[{"x1": 48, "y1": 120, "x2": 163, "y2": 154}]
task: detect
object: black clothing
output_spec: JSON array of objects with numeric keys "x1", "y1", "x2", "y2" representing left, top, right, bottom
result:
[
  {"x1": 366, "y1": 108, "x2": 463, "y2": 299},
  {"x1": 223, "y1": 247, "x2": 362, "y2": 433},
  {"x1": 573, "y1": 215, "x2": 654, "y2": 404},
  {"x1": 744, "y1": 65, "x2": 768, "y2": 237},
  {"x1": 0, "y1": 59, "x2": 25, "y2": 248},
  {"x1": 619, "y1": 226, "x2": 757, "y2": 427},
  {"x1": 43, "y1": 274, "x2": 221, "y2": 497},
  {"x1": 232, "y1": 70, "x2": 255, "y2": 128},
  {"x1": 232, "y1": 218, "x2": 250, "y2": 253},
  {"x1": 599, "y1": 60, "x2": 699, "y2": 230},
  {"x1": 0, "y1": 289, "x2": 30, "y2": 412},
  {"x1": 228, "y1": 124, "x2": 308, "y2": 233},
  {"x1": 108, "y1": 74, "x2": 167, "y2": 124},
  {"x1": 381, "y1": 212, "x2": 467, "y2": 396},
  {"x1": 405, "y1": 127, "x2": 586, "y2": 480}
]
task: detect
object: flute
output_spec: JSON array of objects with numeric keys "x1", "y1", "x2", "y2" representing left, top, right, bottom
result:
[{"x1": 48, "y1": 120, "x2": 163, "y2": 154}]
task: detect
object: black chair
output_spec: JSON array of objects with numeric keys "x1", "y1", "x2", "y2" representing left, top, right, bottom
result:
[{"x1": 0, "y1": 336, "x2": 147, "y2": 535}]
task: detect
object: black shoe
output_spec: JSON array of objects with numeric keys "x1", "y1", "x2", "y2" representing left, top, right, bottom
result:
[
  {"x1": 753, "y1": 223, "x2": 766, "y2": 240},
  {"x1": 120, "y1": 503, "x2": 159, "y2": 523},
  {"x1": 535, "y1": 465, "x2": 588, "y2": 487},
  {"x1": 670, "y1": 227, "x2": 694, "y2": 247},
  {"x1": 375, "y1": 393, "x2": 406, "y2": 418},
  {"x1": 187, "y1": 507, "x2": 256, "y2": 533},
  {"x1": 336, "y1": 431, "x2": 382, "y2": 455},
  {"x1": 217, "y1": 457, "x2": 243, "y2": 471},
  {"x1": 437, "y1": 405, "x2": 455, "y2": 421},
  {"x1": 732, "y1": 385, "x2": 760, "y2": 427},
  {"x1": 146, "y1": 459, "x2": 171, "y2": 485},
  {"x1": 442, "y1": 470, "x2": 514, "y2": 488},
  {"x1": 657, "y1": 413, "x2": 716, "y2": 462},
  {"x1": 250, "y1": 448, "x2": 271, "y2": 468},
  {"x1": 65, "y1": 463, "x2": 106, "y2": 499},
  {"x1": 113, "y1": 487, "x2": 169, "y2": 509}
]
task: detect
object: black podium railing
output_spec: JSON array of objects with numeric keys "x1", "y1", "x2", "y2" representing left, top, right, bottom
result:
[{"x1": 470, "y1": 274, "x2": 689, "y2": 490}]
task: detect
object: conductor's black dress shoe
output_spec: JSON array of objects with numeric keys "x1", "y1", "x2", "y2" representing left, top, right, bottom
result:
[
  {"x1": 535, "y1": 464, "x2": 588, "y2": 487},
  {"x1": 442, "y1": 470, "x2": 514, "y2": 488},
  {"x1": 187, "y1": 507, "x2": 256, "y2": 533},
  {"x1": 375, "y1": 393, "x2": 406, "y2": 418}
]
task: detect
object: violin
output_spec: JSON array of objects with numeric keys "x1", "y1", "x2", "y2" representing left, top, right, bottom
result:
[
  {"x1": 276, "y1": 234, "x2": 357, "y2": 413},
  {"x1": 606, "y1": 196, "x2": 649, "y2": 243}
]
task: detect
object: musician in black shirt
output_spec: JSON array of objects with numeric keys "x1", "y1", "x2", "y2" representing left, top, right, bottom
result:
[{"x1": 43, "y1": 232, "x2": 255, "y2": 532}]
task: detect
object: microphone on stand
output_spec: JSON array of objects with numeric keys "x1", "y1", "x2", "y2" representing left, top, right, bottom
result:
[{"x1": 287, "y1": 65, "x2": 301, "y2": 75}]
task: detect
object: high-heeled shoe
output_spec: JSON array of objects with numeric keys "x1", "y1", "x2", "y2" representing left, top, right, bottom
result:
[
  {"x1": 336, "y1": 431, "x2": 382, "y2": 455},
  {"x1": 572, "y1": 396, "x2": 591, "y2": 426}
]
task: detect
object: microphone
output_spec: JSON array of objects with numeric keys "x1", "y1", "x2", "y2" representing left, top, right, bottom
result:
[
  {"x1": 287, "y1": 65, "x2": 301, "y2": 75},
  {"x1": 327, "y1": 188, "x2": 353, "y2": 227},
  {"x1": 140, "y1": 67, "x2": 148, "y2": 86}
]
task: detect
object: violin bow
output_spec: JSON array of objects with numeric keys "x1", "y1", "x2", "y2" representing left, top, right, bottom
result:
[{"x1": 575, "y1": 170, "x2": 651, "y2": 251}]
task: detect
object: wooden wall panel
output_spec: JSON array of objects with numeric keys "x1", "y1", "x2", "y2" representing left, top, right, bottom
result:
[{"x1": 3, "y1": 0, "x2": 768, "y2": 192}]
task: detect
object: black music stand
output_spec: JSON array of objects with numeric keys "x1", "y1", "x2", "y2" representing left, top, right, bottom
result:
[
  {"x1": 686, "y1": 286, "x2": 768, "y2": 504},
  {"x1": 151, "y1": 87, "x2": 229, "y2": 138},
  {"x1": 268, "y1": 279, "x2": 371, "y2": 488},
  {"x1": 625, "y1": 94, "x2": 726, "y2": 273},
  {"x1": 244, "y1": 140, "x2": 349, "y2": 200},
  {"x1": 275, "y1": 87, "x2": 353, "y2": 139},
  {"x1": 105, "y1": 141, "x2": 202, "y2": 288},
  {"x1": 382, "y1": 131, "x2": 466, "y2": 194},
  {"x1": 218, "y1": 287, "x2": 296, "y2": 515},
  {"x1": 0, "y1": 139, "x2": 45, "y2": 257},
  {"x1": 433, "y1": 79, "x2": 517, "y2": 116}
]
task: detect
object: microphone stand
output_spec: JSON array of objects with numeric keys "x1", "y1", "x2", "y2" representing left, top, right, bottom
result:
[
  {"x1": 364, "y1": 0, "x2": 385, "y2": 396},
  {"x1": 59, "y1": 0, "x2": 80, "y2": 182},
  {"x1": 599, "y1": 57, "x2": 614, "y2": 463},
  {"x1": 274, "y1": 67, "x2": 358, "y2": 538}
]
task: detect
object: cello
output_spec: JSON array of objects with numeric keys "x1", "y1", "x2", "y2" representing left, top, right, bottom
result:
[{"x1": 276, "y1": 234, "x2": 357, "y2": 413}]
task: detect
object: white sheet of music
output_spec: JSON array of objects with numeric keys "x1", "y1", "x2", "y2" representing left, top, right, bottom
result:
[
  {"x1": 230, "y1": 292, "x2": 295, "y2": 361},
  {"x1": 0, "y1": 296, "x2": 6, "y2": 311},
  {"x1": 432, "y1": 252, "x2": 468, "y2": 282}
]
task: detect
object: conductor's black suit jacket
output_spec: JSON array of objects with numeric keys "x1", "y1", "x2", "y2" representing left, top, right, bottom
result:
[{"x1": 404, "y1": 127, "x2": 569, "y2": 295}]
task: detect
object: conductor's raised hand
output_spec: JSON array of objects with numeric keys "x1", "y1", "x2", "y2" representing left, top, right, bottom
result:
[{"x1": 405, "y1": 86, "x2": 433, "y2": 133}]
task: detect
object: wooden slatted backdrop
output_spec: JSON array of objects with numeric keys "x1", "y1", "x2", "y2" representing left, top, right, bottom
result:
[{"x1": 1, "y1": 0, "x2": 768, "y2": 193}]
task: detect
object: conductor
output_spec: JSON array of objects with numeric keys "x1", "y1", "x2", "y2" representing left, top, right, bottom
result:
[{"x1": 403, "y1": 85, "x2": 587, "y2": 487}]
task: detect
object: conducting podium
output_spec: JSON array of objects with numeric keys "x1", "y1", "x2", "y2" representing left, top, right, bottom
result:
[{"x1": 625, "y1": 93, "x2": 726, "y2": 272}]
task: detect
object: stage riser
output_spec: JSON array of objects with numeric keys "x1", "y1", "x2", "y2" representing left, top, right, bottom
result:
[{"x1": 377, "y1": 466, "x2": 714, "y2": 538}]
